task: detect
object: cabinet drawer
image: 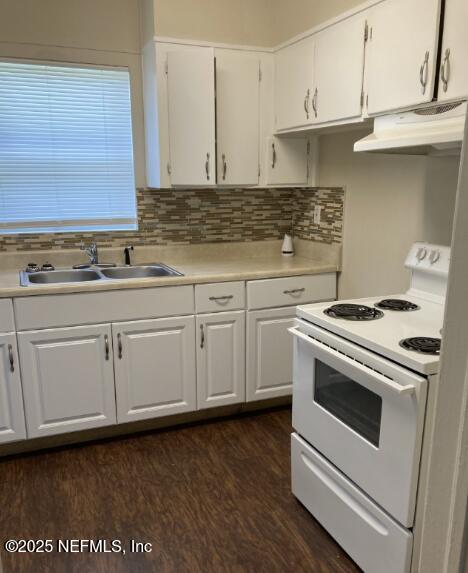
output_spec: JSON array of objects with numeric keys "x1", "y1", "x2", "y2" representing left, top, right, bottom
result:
[
  {"x1": 291, "y1": 433, "x2": 412, "y2": 573},
  {"x1": 14, "y1": 286, "x2": 194, "y2": 330},
  {"x1": 195, "y1": 281, "x2": 245, "y2": 313},
  {"x1": 247, "y1": 274, "x2": 336, "y2": 310},
  {"x1": 0, "y1": 299, "x2": 15, "y2": 332}
]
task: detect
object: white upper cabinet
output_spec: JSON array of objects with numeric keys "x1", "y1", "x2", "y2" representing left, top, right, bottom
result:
[
  {"x1": 167, "y1": 47, "x2": 216, "y2": 186},
  {"x1": 366, "y1": 0, "x2": 441, "y2": 115},
  {"x1": 266, "y1": 136, "x2": 309, "y2": 186},
  {"x1": 215, "y1": 50, "x2": 260, "y2": 186},
  {"x1": 437, "y1": 0, "x2": 468, "y2": 102},
  {"x1": 275, "y1": 37, "x2": 315, "y2": 131},
  {"x1": 0, "y1": 334, "x2": 26, "y2": 444},
  {"x1": 314, "y1": 14, "x2": 366, "y2": 124}
]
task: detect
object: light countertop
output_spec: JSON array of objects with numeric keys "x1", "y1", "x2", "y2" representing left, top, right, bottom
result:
[{"x1": 0, "y1": 240, "x2": 341, "y2": 298}]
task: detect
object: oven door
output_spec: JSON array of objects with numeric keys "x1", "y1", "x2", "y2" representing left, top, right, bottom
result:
[{"x1": 291, "y1": 319, "x2": 428, "y2": 527}]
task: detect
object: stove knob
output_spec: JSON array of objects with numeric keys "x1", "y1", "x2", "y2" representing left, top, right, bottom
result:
[
  {"x1": 416, "y1": 247, "x2": 428, "y2": 262},
  {"x1": 25, "y1": 263, "x2": 40, "y2": 273},
  {"x1": 429, "y1": 250, "x2": 441, "y2": 265}
]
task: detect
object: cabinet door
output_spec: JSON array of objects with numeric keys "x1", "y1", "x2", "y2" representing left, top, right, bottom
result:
[
  {"x1": 438, "y1": 0, "x2": 468, "y2": 102},
  {"x1": 167, "y1": 48, "x2": 216, "y2": 186},
  {"x1": 18, "y1": 325, "x2": 116, "y2": 438},
  {"x1": 0, "y1": 334, "x2": 26, "y2": 444},
  {"x1": 196, "y1": 311, "x2": 245, "y2": 409},
  {"x1": 366, "y1": 0, "x2": 441, "y2": 115},
  {"x1": 113, "y1": 316, "x2": 196, "y2": 423},
  {"x1": 275, "y1": 37, "x2": 315, "y2": 131},
  {"x1": 266, "y1": 136, "x2": 309, "y2": 186},
  {"x1": 216, "y1": 50, "x2": 260, "y2": 186},
  {"x1": 314, "y1": 14, "x2": 366, "y2": 124},
  {"x1": 246, "y1": 307, "x2": 296, "y2": 402}
]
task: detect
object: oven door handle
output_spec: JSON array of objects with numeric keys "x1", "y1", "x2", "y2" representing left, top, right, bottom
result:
[{"x1": 288, "y1": 327, "x2": 416, "y2": 397}]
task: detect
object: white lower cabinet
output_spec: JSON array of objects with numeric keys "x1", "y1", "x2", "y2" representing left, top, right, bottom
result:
[
  {"x1": 112, "y1": 316, "x2": 196, "y2": 423},
  {"x1": 4, "y1": 274, "x2": 335, "y2": 446},
  {"x1": 0, "y1": 334, "x2": 26, "y2": 443},
  {"x1": 246, "y1": 307, "x2": 297, "y2": 402},
  {"x1": 18, "y1": 325, "x2": 116, "y2": 438},
  {"x1": 196, "y1": 311, "x2": 245, "y2": 409}
]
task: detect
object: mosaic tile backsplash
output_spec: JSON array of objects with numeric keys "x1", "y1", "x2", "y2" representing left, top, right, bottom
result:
[{"x1": 0, "y1": 187, "x2": 344, "y2": 252}]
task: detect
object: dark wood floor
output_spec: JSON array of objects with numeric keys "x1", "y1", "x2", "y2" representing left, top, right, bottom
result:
[{"x1": 0, "y1": 408, "x2": 360, "y2": 573}]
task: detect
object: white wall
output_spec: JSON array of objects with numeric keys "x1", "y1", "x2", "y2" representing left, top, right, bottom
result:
[
  {"x1": 0, "y1": 0, "x2": 141, "y2": 53},
  {"x1": 151, "y1": 0, "x2": 275, "y2": 46},
  {"x1": 319, "y1": 129, "x2": 460, "y2": 299},
  {"x1": 149, "y1": 0, "x2": 371, "y2": 47},
  {"x1": 271, "y1": 0, "x2": 366, "y2": 44}
]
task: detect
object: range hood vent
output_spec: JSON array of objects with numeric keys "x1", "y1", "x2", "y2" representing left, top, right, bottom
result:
[{"x1": 354, "y1": 100, "x2": 466, "y2": 155}]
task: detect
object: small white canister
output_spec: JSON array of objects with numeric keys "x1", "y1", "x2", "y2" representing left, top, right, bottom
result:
[{"x1": 281, "y1": 233, "x2": 294, "y2": 257}]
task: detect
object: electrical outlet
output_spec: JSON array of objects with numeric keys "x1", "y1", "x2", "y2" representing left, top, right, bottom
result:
[{"x1": 313, "y1": 206, "x2": 322, "y2": 225}]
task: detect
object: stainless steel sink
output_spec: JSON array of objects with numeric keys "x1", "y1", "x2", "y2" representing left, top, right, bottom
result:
[
  {"x1": 100, "y1": 264, "x2": 183, "y2": 280},
  {"x1": 22, "y1": 269, "x2": 102, "y2": 285},
  {"x1": 20, "y1": 264, "x2": 183, "y2": 286}
]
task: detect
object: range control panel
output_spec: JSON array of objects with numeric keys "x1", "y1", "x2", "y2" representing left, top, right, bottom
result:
[{"x1": 405, "y1": 242, "x2": 451, "y2": 277}]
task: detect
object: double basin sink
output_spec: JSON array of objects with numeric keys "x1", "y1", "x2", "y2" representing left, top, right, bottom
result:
[{"x1": 20, "y1": 263, "x2": 183, "y2": 287}]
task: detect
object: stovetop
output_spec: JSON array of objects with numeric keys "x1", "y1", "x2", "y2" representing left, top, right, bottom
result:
[
  {"x1": 297, "y1": 294, "x2": 444, "y2": 376},
  {"x1": 324, "y1": 303, "x2": 384, "y2": 321}
]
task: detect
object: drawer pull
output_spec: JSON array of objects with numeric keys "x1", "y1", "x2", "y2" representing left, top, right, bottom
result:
[
  {"x1": 283, "y1": 288, "x2": 305, "y2": 295},
  {"x1": 8, "y1": 344, "x2": 14, "y2": 372},
  {"x1": 104, "y1": 335, "x2": 110, "y2": 361},
  {"x1": 117, "y1": 333, "x2": 123, "y2": 359},
  {"x1": 200, "y1": 324, "x2": 205, "y2": 349},
  {"x1": 208, "y1": 295, "x2": 234, "y2": 302}
]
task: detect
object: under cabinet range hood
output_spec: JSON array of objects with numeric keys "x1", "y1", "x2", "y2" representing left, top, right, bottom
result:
[{"x1": 354, "y1": 100, "x2": 467, "y2": 155}]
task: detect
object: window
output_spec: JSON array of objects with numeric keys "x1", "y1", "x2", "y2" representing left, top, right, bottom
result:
[{"x1": 0, "y1": 61, "x2": 137, "y2": 234}]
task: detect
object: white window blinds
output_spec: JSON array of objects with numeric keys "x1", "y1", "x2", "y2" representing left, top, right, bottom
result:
[{"x1": 0, "y1": 61, "x2": 137, "y2": 234}]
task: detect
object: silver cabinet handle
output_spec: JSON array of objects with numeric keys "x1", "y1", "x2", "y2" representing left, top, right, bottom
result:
[
  {"x1": 200, "y1": 324, "x2": 205, "y2": 349},
  {"x1": 304, "y1": 88, "x2": 310, "y2": 119},
  {"x1": 8, "y1": 344, "x2": 14, "y2": 372},
  {"x1": 209, "y1": 295, "x2": 234, "y2": 301},
  {"x1": 312, "y1": 88, "x2": 318, "y2": 118},
  {"x1": 117, "y1": 333, "x2": 123, "y2": 359},
  {"x1": 284, "y1": 288, "x2": 305, "y2": 295},
  {"x1": 441, "y1": 48, "x2": 451, "y2": 93},
  {"x1": 222, "y1": 154, "x2": 227, "y2": 181},
  {"x1": 420, "y1": 51, "x2": 430, "y2": 95},
  {"x1": 104, "y1": 335, "x2": 110, "y2": 361},
  {"x1": 205, "y1": 153, "x2": 210, "y2": 180},
  {"x1": 271, "y1": 143, "x2": 277, "y2": 169}
]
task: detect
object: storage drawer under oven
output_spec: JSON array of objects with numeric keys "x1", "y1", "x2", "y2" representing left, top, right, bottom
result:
[
  {"x1": 292, "y1": 433, "x2": 412, "y2": 573},
  {"x1": 290, "y1": 319, "x2": 428, "y2": 527}
]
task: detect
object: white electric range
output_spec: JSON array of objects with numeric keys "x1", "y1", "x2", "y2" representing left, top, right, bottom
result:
[{"x1": 289, "y1": 242, "x2": 450, "y2": 573}]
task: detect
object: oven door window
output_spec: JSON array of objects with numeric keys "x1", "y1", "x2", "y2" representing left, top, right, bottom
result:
[{"x1": 314, "y1": 360, "x2": 383, "y2": 447}]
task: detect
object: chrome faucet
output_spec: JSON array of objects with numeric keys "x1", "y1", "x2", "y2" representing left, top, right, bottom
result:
[
  {"x1": 124, "y1": 245, "x2": 134, "y2": 266},
  {"x1": 81, "y1": 241, "x2": 98, "y2": 265}
]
